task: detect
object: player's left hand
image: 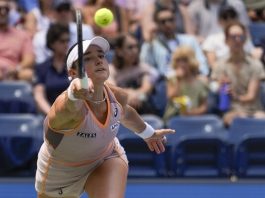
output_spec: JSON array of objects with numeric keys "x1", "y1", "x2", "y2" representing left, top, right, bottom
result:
[{"x1": 145, "y1": 129, "x2": 175, "y2": 154}]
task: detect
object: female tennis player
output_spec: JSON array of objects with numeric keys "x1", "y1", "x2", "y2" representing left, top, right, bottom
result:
[{"x1": 35, "y1": 36, "x2": 175, "y2": 198}]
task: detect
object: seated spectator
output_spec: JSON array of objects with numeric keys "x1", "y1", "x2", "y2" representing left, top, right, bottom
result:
[
  {"x1": 211, "y1": 21, "x2": 265, "y2": 126},
  {"x1": 142, "y1": 0, "x2": 194, "y2": 42},
  {"x1": 188, "y1": 0, "x2": 250, "y2": 42},
  {"x1": 202, "y1": 6, "x2": 260, "y2": 71},
  {"x1": 33, "y1": 23, "x2": 70, "y2": 115},
  {"x1": 163, "y1": 46, "x2": 208, "y2": 121},
  {"x1": 244, "y1": 0, "x2": 265, "y2": 22},
  {"x1": 33, "y1": 0, "x2": 94, "y2": 64},
  {"x1": 115, "y1": 0, "x2": 154, "y2": 42},
  {"x1": 24, "y1": 0, "x2": 55, "y2": 37},
  {"x1": 140, "y1": 7, "x2": 209, "y2": 77},
  {"x1": 0, "y1": 0, "x2": 35, "y2": 82},
  {"x1": 108, "y1": 33, "x2": 161, "y2": 115}
]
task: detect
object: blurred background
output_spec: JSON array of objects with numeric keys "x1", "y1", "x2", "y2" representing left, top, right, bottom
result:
[{"x1": 0, "y1": 0, "x2": 265, "y2": 197}]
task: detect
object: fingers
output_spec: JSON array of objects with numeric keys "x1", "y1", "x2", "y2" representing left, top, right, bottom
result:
[
  {"x1": 145, "y1": 129, "x2": 174, "y2": 154},
  {"x1": 71, "y1": 78, "x2": 94, "y2": 100},
  {"x1": 146, "y1": 136, "x2": 166, "y2": 154},
  {"x1": 153, "y1": 129, "x2": 175, "y2": 138}
]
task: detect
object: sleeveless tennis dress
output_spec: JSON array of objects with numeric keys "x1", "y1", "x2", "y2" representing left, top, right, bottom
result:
[{"x1": 35, "y1": 85, "x2": 128, "y2": 197}]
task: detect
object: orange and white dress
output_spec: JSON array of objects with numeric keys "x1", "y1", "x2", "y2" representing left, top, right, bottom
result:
[{"x1": 35, "y1": 85, "x2": 128, "y2": 197}]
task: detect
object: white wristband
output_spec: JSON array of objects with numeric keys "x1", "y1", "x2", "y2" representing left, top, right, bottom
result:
[
  {"x1": 135, "y1": 122, "x2": 155, "y2": 139},
  {"x1": 67, "y1": 79, "x2": 78, "y2": 101}
]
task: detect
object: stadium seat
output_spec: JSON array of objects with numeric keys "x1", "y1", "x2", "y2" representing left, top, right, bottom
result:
[
  {"x1": 248, "y1": 22, "x2": 265, "y2": 47},
  {"x1": 0, "y1": 81, "x2": 36, "y2": 113},
  {"x1": 118, "y1": 114, "x2": 167, "y2": 177},
  {"x1": 166, "y1": 115, "x2": 230, "y2": 177},
  {"x1": 228, "y1": 117, "x2": 265, "y2": 177},
  {"x1": 0, "y1": 114, "x2": 43, "y2": 175}
]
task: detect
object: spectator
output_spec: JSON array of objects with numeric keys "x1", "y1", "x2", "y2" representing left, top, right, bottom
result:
[
  {"x1": 211, "y1": 22, "x2": 265, "y2": 126},
  {"x1": 33, "y1": 23, "x2": 70, "y2": 115},
  {"x1": 140, "y1": 7, "x2": 209, "y2": 77},
  {"x1": 33, "y1": 0, "x2": 94, "y2": 64},
  {"x1": 142, "y1": 0, "x2": 194, "y2": 42},
  {"x1": 24, "y1": 0, "x2": 55, "y2": 37},
  {"x1": 0, "y1": 0, "x2": 35, "y2": 82},
  {"x1": 163, "y1": 46, "x2": 208, "y2": 121},
  {"x1": 109, "y1": 33, "x2": 161, "y2": 115},
  {"x1": 116, "y1": 0, "x2": 154, "y2": 42},
  {"x1": 244, "y1": 0, "x2": 265, "y2": 22},
  {"x1": 202, "y1": 6, "x2": 259, "y2": 71},
  {"x1": 188, "y1": 0, "x2": 250, "y2": 42}
]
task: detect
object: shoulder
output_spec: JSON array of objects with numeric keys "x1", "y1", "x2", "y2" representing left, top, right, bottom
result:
[
  {"x1": 106, "y1": 83, "x2": 128, "y2": 107},
  {"x1": 177, "y1": 34, "x2": 198, "y2": 44},
  {"x1": 37, "y1": 57, "x2": 52, "y2": 67},
  {"x1": 246, "y1": 55, "x2": 263, "y2": 66}
]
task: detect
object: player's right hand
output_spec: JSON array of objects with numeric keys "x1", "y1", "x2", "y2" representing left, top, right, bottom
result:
[{"x1": 70, "y1": 77, "x2": 94, "y2": 100}]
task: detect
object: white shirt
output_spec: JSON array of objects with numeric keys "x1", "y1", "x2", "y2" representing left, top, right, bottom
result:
[{"x1": 202, "y1": 32, "x2": 254, "y2": 60}]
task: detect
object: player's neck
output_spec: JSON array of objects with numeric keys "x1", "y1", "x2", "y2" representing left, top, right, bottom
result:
[{"x1": 88, "y1": 86, "x2": 106, "y2": 104}]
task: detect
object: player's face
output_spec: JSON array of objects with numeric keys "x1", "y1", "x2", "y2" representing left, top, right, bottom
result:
[{"x1": 83, "y1": 45, "x2": 109, "y2": 83}]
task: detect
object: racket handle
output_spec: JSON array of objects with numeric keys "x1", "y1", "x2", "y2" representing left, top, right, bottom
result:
[{"x1": 80, "y1": 75, "x2": 89, "y2": 89}]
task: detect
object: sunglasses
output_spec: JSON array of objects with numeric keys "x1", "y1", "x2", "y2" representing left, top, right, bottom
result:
[
  {"x1": 228, "y1": 34, "x2": 246, "y2": 41},
  {"x1": 0, "y1": 6, "x2": 10, "y2": 14},
  {"x1": 158, "y1": 17, "x2": 175, "y2": 25},
  {"x1": 125, "y1": 44, "x2": 138, "y2": 50},
  {"x1": 58, "y1": 37, "x2": 70, "y2": 43},
  {"x1": 56, "y1": 4, "x2": 71, "y2": 12}
]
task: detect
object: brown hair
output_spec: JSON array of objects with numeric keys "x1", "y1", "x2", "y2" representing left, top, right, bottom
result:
[
  {"x1": 171, "y1": 46, "x2": 199, "y2": 75},
  {"x1": 224, "y1": 21, "x2": 247, "y2": 40},
  {"x1": 112, "y1": 33, "x2": 139, "y2": 70}
]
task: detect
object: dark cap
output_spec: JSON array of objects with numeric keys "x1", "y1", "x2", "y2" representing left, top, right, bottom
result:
[{"x1": 53, "y1": 0, "x2": 72, "y2": 10}]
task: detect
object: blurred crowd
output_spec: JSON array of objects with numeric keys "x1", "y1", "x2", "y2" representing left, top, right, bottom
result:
[{"x1": 1, "y1": 0, "x2": 265, "y2": 127}]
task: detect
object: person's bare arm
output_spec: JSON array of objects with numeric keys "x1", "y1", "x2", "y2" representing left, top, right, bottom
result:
[
  {"x1": 20, "y1": 52, "x2": 35, "y2": 69},
  {"x1": 109, "y1": 84, "x2": 175, "y2": 154},
  {"x1": 33, "y1": 84, "x2": 51, "y2": 115},
  {"x1": 186, "y1": 100, "x2": 208, "y2": 116},
  {"x1": 48, "y1": 92, "x2": 85, "y2": 131},
  {"x1": 24, "y1": 12, "x2": 37, "y2": 38},
  {"x1": 236, "y1": 79, "x2": 260, "y2": 103},
  {"x1": 205, "y1": 51, "x2": 217, "y2": 71},
  {"x1": 178, "y1": 3, "x2": 195, "y2": 35},
  {"x1": 48, "y1": 79, "x2": 91, "y2": 131}
]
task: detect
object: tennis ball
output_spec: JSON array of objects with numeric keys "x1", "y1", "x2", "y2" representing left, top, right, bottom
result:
[{"x1": 94, "y1": 8, "x2": 114, "y2": 27}]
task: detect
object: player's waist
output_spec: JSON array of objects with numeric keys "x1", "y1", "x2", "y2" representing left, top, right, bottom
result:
[{"x1": 43, "y1": 141, "x2": 115, "y2": 167}]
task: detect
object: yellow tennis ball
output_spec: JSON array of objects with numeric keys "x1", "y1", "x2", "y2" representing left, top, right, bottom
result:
[{"x1": 94, "y1": 8, "x2": 114, "y2": 27}]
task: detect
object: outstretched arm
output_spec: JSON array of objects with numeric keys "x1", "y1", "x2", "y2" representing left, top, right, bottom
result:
[
  {"x1": 109, "y1": 84, "x2": 175, "y2": 154},
  {"x1": 48, "y1": 78, "x2": 93, "y2": 131}
]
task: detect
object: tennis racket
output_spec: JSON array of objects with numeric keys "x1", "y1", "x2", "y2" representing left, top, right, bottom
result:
[{"x1": 75, "y1": 9, "x2": 88, "y2": 89}]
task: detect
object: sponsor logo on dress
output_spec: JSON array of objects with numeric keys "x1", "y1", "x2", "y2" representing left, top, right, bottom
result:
[
  {"x1": 76, "y1": 132, "x2": 96, "y2": 138},
  {"x1": 111, "y1": 121, "x2": 120, "y2": 131},
  {"x1": 114, "y1": 107, "x2": 118, "y2": 117}
]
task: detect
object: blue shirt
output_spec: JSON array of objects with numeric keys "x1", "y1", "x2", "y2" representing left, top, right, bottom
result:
[{"x1": 34, "y1": 58, "x2": 70, "y2": 104}]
